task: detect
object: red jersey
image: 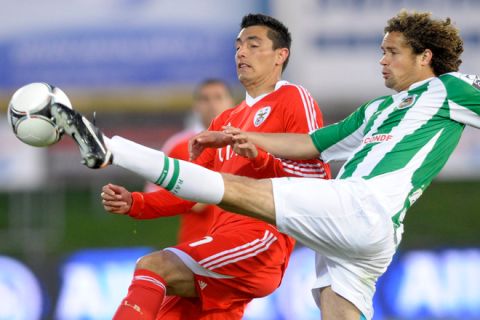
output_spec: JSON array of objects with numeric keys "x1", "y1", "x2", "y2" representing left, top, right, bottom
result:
[
  {"x1": 129, "y1": 81, "x2": 330, "y2": 240},
  {"x1": 128, "y1": 81, "x2": 330, "y2": 316},
  {"x1": 129, "y1": 81, "x2": 329, "y2": 232}
]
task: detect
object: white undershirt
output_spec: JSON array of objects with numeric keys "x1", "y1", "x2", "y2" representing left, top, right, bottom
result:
[{"x1": 245, "y1": 80, "x2": 289, "y2": 107}]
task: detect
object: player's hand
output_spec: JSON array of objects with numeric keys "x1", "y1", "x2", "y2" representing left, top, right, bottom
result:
[
  {"x1": 232, "y1": 140, "x2": 258, "y2": 158},
  {"x1": 101, "y1": 183, "x2": 133, "y2": 215},
  {"x1": 222, "y1": 126, "x2": 242, "y2": 136},
  {"x1": 189, "y1": 130, "x2": 234, "y2": 160},
  {"x1": 223, "y1": 126, "x2": 258, "y2": 158}
]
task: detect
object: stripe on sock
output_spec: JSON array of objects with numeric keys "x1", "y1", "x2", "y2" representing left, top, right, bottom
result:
[
  {"x1": 165, "y1": 159, "x2": 180, "y2": 191},
  {"x1": 155, "y1": 155, "x2": 170, "y2": 186}
]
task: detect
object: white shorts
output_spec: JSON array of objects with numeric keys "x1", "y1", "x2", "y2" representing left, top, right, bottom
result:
[{"x1": 272, "y1": 177, "x2": 396, "y2": 320}]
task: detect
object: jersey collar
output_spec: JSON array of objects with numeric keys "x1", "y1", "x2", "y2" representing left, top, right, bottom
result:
[
  {"x1": 245, "y1": 80, "x2": 289, "y2": 107},
  {"x1": 407, "y1": 77, "x2": 435, "y2": 91}
]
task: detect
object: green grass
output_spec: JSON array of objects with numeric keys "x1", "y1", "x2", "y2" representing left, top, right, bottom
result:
[
  {"x1": 401, "y1": 180, "x2": 480, "y2": 249},
  {"x1": 0, "y1": 187, "x2": 179, "y2": 259},
  {"x1": 61, "y1": 188, "x2": 180, "y2": 252},
  {"x1": 0, "y1": 193, "x2": 7, "y2": 229}
]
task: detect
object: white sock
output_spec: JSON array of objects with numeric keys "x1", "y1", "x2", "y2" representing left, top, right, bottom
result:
[{"x1": 105, "y1": 136, "x2": 225, "y2": 204}]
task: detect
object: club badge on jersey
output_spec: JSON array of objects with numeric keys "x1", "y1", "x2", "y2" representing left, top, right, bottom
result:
[
  {"x1": 397, "y1": 94, "x2": 417, "y2": 110},
  {"x1": 253, "y1": 106, "x2": 272, "y2": 127},
  {"x1": 473, "y1": 78, "x2": 480, "y2": 90}
]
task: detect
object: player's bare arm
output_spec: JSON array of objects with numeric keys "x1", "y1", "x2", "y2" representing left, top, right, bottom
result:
[
  {"x1": 189, "y1": 129, "x2": 259, "y2": 160},
  {"x1": 190, "y1": 126, "x2": 320, "y2": 161},
  {"x1": 224, "y1": 126, "x2": 320, "y2": 160}
]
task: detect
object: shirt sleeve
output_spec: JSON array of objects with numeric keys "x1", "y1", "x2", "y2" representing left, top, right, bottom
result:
[
  {"x1": 309, "y1": 103, "x2": 368, "y2": 162},
  {"x1": 442, "y1": 73, "x2": 480, "y2": 128},
  {"x1": 128, "y1": 190, "x2": 196, "y2": 219}
]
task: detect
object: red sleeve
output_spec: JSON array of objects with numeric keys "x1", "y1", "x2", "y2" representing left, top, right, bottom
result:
[
  {"x1": 251, "y1": 85, "x2": 331, "y2": 179},
  {"x1": 168, "y1": 140, "x2": 190, "y2": 161},
  {"x1": 128, "y1": 123, "x2": 219, "y2": 220},
  {"x1": 128, "y1": 190, "x2": 196, "y2": 219}
]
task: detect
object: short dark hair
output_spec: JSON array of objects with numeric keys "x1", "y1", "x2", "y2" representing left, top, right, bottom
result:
[
  {"x1": 241, "y1": 13, "x2": 292, "y2": 72},
  {"x1": 194, "y1": 79, "x2": 233, "y2": 98},
  {"x1": 385, "y1": 10, "x2": 463, "y2": 76}
]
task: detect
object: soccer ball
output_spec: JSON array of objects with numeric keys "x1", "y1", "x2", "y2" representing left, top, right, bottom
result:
[{"x1": 8, "y1": 83, "x2": 72, "y2": 147}]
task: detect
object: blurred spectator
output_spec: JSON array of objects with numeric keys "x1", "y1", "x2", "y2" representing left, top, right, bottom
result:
[{"x1": 145, "y1": 79, "x2": 235, "y2": 243}]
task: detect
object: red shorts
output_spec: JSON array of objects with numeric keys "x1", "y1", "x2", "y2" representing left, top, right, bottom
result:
[
  {"x1": 157, "y1": 220, "x2": 292, "y2": 318},
  {"x1": 155, "y1": 296, "x2": 245, "y2": 320}
]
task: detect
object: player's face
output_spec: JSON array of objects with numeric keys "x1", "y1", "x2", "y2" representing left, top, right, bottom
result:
[
  {"x1": 194, "y1": 83, "x2": 233, "y2": 127},
  {"x1": 235, "y1": 26, "x2": 283, "y2": 86},
  {"x1": 380, "y1": 32, "x2": 428, "y2": 92}
]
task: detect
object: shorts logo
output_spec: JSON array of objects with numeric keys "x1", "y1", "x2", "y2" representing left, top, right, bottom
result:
[
  {"x1": 397, "y1": 94, "x2": 417, "y2": 110},
  {"x1": 253, "y1": 106, "x2": 271, "y2": 127},
  {"x1": 189, "y1": 236, "x2": 213, "y2": 247},
  {"x1": 198, "y1": 280, "x2": 208, "y2": 290},
  {"x1": 408, "y1": 188, "x2": 423, "y2": 205},
  {"x1": 123, "y1": 301, "x2": 143, "y2": 315}
]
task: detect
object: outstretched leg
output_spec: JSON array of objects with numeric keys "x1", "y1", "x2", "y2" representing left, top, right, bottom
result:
[
  {"x1": 51, "y1": 105, "x2": 277, "y2": 224},
  {"x1": 107, "y1": 135, "x2": 277, "y2": 225},
  {"x1": 219, "y1": 174, "x2": 276, "y2": 224}
]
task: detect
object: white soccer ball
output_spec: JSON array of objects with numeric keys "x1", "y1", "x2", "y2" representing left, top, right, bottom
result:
[{"x1": 8, "y1": 83, "x2": 72, "y2": 147}]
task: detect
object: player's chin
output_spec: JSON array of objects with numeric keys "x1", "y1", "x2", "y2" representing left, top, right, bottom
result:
[
  {"x1": 237, "y1": 73, "x2": 253, "y2": 84},
  {"x1": 384, "y1": 79, "x2": 395, "y2": 90},
  {"x1": 237, "y1": 67, "x2": 251, "y2": 76}
]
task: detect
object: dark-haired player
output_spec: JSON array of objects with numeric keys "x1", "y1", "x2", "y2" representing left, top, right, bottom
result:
[
  {"x1": 109, "y1": 79, "x2": 234, "y2": 244},
  {"x1": 91, "y1": 13, "x2": 329, "y2": 319}
]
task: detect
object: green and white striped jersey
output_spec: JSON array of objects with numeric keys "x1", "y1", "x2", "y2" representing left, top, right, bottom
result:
[{"x1": 310, "y1": 72, "x2": 480, "y2": 230}]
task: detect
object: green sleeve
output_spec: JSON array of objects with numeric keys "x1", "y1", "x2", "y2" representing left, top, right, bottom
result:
[
  {"x1": 310, "y1": 103, "x2": 368, "y2": 153},
  {"x1": 441, "y1": 73, "x2": 480, "y2": 128}
]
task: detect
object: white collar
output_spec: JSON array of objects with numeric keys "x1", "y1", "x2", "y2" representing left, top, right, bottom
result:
[
  {"x1": 245, "y1": 80, "x2": 289, "y2": 107},
  {"x1": 407, "y1": 77, "x2": 435, "y2": 91}
]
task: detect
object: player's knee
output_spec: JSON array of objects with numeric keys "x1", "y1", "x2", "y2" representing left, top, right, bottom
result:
[
  {"x1": 135, "y1": 250, "x2": 194, "y2": 290},
  {"x1": 135, "y1": 250, "x2": 172, "y2": 278}
]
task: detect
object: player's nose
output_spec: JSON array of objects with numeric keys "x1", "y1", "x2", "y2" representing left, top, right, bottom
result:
[
  {"x1": 236, "y1": 45, "x2": 247, "y2": 59},
  {"x1": 379, "y1": 54, "x2": 388, "y2": 65}
]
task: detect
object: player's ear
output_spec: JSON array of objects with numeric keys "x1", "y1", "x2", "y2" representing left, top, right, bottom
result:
[
  {"x1": 420, "y1": 49, "x2": 433, "y2": 66},
  {"x1": 276, "y1": 48, "x2": 289, "y2": 67}
]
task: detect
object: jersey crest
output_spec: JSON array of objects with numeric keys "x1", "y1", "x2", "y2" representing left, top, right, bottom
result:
[
  {"x1": 473, "y1": 77, "x2": 480, "y2": 90},
  {"x1": 253, "y1": 106, "x2": 271, "y2": 127},
  {"x1": 397, "y1": 94, "x2": 417, "y2": 110}
]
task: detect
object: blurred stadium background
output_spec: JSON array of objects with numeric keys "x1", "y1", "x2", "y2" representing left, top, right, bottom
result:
[{"x1": 1, "y1": 0, "x2": 480, "y2": 319}]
